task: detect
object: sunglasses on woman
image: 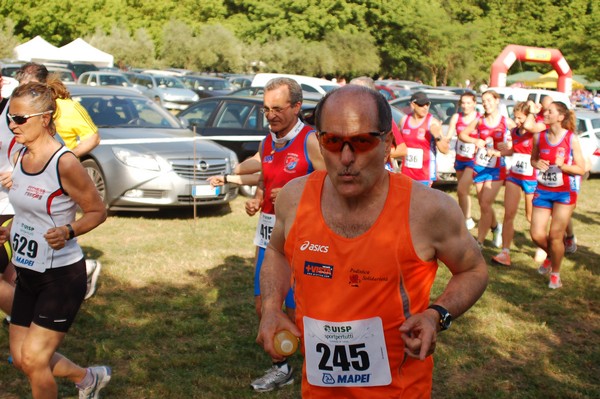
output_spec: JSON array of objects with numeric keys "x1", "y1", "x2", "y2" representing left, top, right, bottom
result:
[
  {"x1": 8, "y1": 110, "x2": 53, "y2": 125},
  {"x1": 318, "y1": 131, "x2": 387, "y2": 153}
]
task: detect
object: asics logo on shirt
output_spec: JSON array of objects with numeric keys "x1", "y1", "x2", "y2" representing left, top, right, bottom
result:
[{"x1": 300, "y1": 240, "x2": 329, "y2": 253}]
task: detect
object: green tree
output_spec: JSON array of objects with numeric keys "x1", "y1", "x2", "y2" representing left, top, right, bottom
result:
[
  {"x1": 193, "y1": 24, "x2": 244, "y2": 72},
  {"x1": 0, "y1": 18, "x2": 19, "y2": 59},
  {"x1": 324, "y1": 31, "x2": 380, "y2": 78},
  {"x1": 160, "y1": 20, "x2": 195, "y2": 69},
  {"x1": 86, "y1": 24, "x2": 155, "y2": 68}
]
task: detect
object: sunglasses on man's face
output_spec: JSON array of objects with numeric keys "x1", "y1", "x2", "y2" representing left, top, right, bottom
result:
[
  {"x1": 318, "y1": 131, "x2": 387, "y2": 153},
  {"x1": 7, "y1": 110, "x2": 53, "y2": 125}
]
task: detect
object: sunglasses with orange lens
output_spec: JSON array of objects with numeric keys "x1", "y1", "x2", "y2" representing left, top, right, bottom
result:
[{"x1": 318, "y1": 131, "x2": 387, "y2": 153}]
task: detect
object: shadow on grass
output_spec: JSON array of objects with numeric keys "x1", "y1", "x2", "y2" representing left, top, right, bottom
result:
[
  {"x1": 109, "y1": 203, "x2": 233, "y2": 221},
  {"x1": 0, "y1": 254, "x2": 301, "y2": 399}
]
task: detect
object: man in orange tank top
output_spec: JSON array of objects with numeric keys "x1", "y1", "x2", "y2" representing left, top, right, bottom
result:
[{"x1": 257, "y1": 85, "x2": 488, "y2": 398}]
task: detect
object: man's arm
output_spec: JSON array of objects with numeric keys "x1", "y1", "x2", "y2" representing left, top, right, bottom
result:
[
  {"x1": 256, "y1": 178, "x2": 306, "y2": 360},
  {"x1": 400, "y1": 185, "x2": 488, "y2": 359},
  {"x1": 207, "y1": 151, "x2": 262, "y2": 187},
  {"x1": 431, "y1": 119, "x2": 449, "y2": 154},
  {"x1": 71, "y1": 132, "x2": 100, "y2": 158}
]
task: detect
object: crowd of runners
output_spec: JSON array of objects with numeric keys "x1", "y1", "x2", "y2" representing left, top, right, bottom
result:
[
  {"x1": 212, "y1": 80, "x2": 587, "y2": 394},
  {"x1": 0, "y1": 67, "x2": 589, "y2": 398}
]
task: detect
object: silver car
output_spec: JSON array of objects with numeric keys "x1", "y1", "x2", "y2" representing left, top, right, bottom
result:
[
  {"x1": 70, "y1": 85, "x2": 238, "y2": 211},
  {"x1": 78, "y1": 71, "x2": 135, "y2": 89},
  {"x1": 129, "y1": 73, "x2": 199, "y2": 111}
]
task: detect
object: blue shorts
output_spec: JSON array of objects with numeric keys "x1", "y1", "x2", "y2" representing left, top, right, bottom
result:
[
  {"x1": 473, "y1": 165, "x2": 505, "y2": 183},
  {"x1": 506, "y1": 176, "x2": 537, "y2": 195},
  {"x1": 255, "y1": 246, "x2": 295, "y2": 309},
  {"x1": 454, "y1": 159, "x2": 474, "y2": 172},
  {"x1": 533, "y1": 189, "x2": 577, "y2": 209}
]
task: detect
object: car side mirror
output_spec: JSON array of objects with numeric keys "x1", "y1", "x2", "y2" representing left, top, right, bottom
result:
[{"x1": 179, "y1": 117, "x2": 190, "y2": 129}]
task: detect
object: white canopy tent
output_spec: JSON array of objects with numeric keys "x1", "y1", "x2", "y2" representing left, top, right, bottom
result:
[
  {"x1": 13, "y1": 37, "x2": 114, "y2": 68},
  {"x1": 13, "y1": 35, "x2": 61, "y2": 61},
  {"x1": 57, "y1": 38, "x2": 114, "y2": 68}
]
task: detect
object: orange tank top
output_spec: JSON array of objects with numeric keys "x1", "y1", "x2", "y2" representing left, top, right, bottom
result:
[{"x1": 285, "y1": 170, "x2": 438, "y2": 398}]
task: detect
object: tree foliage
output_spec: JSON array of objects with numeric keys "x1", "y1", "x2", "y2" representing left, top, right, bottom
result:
[{"x1": 0, "y1": 0, "x2": 598, "y2": 84}]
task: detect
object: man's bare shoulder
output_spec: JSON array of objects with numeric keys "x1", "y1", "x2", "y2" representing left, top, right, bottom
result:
[{"x1": 410, "y1": 183, "x2": 461, "y2": 222}]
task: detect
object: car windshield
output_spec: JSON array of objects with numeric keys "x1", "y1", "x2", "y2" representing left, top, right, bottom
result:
[
  {"x1": 155, "y1": 76, "x2": 185, "y2": 89},
  {"x1": 99, "y1": 75, "x2": 131, "y2": 87},
  {"x1": 74, "y1": 94, "x2": 183, "y2": 128}
]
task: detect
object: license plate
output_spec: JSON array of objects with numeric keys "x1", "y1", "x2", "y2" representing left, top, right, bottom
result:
[{"x1": 192, "y1": 185, "x2": 221, "y2": 198}]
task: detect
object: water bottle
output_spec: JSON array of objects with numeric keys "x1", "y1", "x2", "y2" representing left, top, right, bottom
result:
[{"x1": 273, "y1": 330, "x2": 299, "y2": 356}]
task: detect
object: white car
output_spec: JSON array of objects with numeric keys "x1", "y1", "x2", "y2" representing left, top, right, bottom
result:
[
  {"x1": 251, "y1": 73, "x2": 339, "y2": 97},
  {"x1": 575, "y1": 110, "x2": 600, "y2": 175}
]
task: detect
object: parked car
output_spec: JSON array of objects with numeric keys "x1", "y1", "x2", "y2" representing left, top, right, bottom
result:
[
  {"x1": 78, "y1": 71, "x2": 135, "y2": 88},
  {"x1": 226, "y1": 74, "x2": 254, "y2": 89},
  {"x1": 0, "y1": 62, "x2": 25, "y2": 78},
  {"x1": 181, "y1": 75, "x2": 234, "y2": 98},
  {"x1": 376, "y1": 85, "x2": 397, "y2": 101},
  {"x1": 46, "y1": 66, "x2": 77, "y2": 84},
  {"x1": 69, "y1": 85, "x2": 238, "y2": 211},
  {"x1": 42, "y1": 61, "x2": 98, "y2": 78},
  {"x1": 229, "y1": 87, "x2": 264, "y2": 97},
  {"x1": 129, "y1": 73, "x2": 199, "y2": 111},
  {"x1": 377, "y1": 79, "x2": 423, "y2": 90},
  {"x1": 178, "y1": 96, "x2": 318, "y2": 196},
  {"x1": 229, "y1": 86, "x2": 323, "y2": 103},
  {"x1": 251, "y1": 73, "x2": 339, "y2": 96},
  {"x1": 575, "y1": 110, "x2": 600, "y2": 175}
]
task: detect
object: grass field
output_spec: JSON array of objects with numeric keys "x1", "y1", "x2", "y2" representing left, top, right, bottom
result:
[{"x1": 1, "y1": 177, "x2": 599, "y2": 398}]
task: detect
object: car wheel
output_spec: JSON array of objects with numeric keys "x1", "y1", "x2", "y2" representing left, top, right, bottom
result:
[
  {"x1": 82, "y1": 159, "x2": 107, "y2": 207},
  {"x1": 239, "y1": 184, "x2": 257, "y2": 198}
]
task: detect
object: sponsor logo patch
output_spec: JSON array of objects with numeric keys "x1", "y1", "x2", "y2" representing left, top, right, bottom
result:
[{"x1": 304, "y1": 261, "x2": 333, "y2": 279}]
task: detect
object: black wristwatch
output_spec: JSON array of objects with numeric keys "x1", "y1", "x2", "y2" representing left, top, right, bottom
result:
[
  {"x1": 427, "y1": 304, "x2": 452, "y2": 331},
  {"x1": 65, "y1": 224, "x2": 75, "y2": 240},
  {"x1": 434, "y1": 136, "x2": 442, "y2": 142}
]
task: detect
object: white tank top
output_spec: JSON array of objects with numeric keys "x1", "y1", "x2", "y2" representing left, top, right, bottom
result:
[
  {"x1": 9, "y1": 146, "x2": 82, "y2": 272},
  {"x1": 0, "y1": 99, "x2": 21, "y2": 215}
]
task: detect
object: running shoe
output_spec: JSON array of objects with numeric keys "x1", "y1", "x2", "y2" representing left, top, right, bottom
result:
[
  {"x1": 250, "y1": 365, "x2": 294, "y2": 392},
  {"x1": 492, "y1": 251, "x2": 511, "y2": 266},
  {"x1": 548, "y1": 274, "x2": 562, "y2": 289},
  {"x1": 492, "y1": 224, "x2": 503, "y2": 248},
  {"x1": 78, "y1": 366, "x2": 111, "y2": 399},
  {"x1": 465, "y1": 218, "x2": 476, "y2": 230},
  {"x1": 564, "y1": 235, "x2": 577, "y2": 254},
  {"x1": 537, "y1": 258, "x2": 552, "y2": 275},
  {"x1": 85, "y1": 260, "x2": 102, "y2": 300}
]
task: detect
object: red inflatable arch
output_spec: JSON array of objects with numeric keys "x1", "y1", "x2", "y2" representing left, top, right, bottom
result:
[{"x1": 490, "y1": 45, "x2": 572, "y2": 94}]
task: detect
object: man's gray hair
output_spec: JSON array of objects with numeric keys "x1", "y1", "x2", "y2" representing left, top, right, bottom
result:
[{"x1": 265, "y1": 77, "x2": 303, "y2": 105}]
